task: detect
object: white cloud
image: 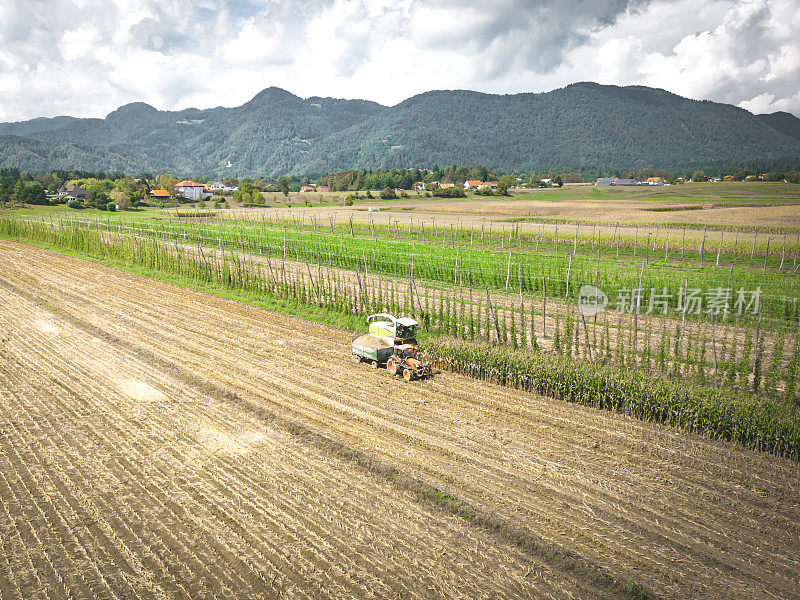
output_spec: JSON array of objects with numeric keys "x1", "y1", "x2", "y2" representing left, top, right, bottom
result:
[
  {"x1": 0, "y1": 0, "x2": 797, "y2": 122},
  {"x1": 545, "y1": 0, "x2": 800, "y2": 114}
]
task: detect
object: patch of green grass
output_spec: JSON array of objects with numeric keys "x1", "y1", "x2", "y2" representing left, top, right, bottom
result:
[
  {"x1": 499, "y1": 215, "x2": 800, "y2": 234},
  {"x1": 12, "y1": 211, "x2": 800, "y2": 327}
]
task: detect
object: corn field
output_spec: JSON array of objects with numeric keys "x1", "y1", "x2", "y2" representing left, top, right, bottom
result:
[{"x1": 424, "y1": 338, "x2": 800, "y2": 459}]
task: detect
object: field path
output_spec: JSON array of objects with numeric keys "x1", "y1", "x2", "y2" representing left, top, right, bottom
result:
[{"x1": 0, "y1": 240, "x2": 798, "y2": 600}]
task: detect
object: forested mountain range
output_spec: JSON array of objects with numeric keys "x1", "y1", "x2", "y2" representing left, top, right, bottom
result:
[
  {"x1": 757, "y1": 111, "x2": 800, "y2": 141},
  {"x1": 1, "y1": 83, "x2": 798, "y2": 177}
]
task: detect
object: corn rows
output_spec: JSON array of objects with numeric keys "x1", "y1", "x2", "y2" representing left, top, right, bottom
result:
[{"x1": 425, "y1": 338, "x2": 800, "y2": 460}]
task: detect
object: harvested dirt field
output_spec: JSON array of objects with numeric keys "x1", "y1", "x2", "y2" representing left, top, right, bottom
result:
[
  {"x1": 0, "y1": 251, "x2": 595, "y2": 599},
  {"x1": 231, "y1": 181, "x2": 800, "y2": 233},
  {"x1": 1, "y1": 240, "x2": 799, "y2": 600},
  {"x1": 381, "y1": 198, "x2": 800, "y2": 228}
]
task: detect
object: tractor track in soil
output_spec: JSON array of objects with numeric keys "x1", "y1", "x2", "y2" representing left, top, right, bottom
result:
[{"x1": 0, "y1": 239, "x2": 798, "y2": 600}]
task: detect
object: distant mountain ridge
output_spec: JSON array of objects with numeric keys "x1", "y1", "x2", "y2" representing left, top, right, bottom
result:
[
  {"x1": 757, "y1": 111, "x2": 800, "y2": 141},
  {"x1": 0, "y1": 83, "x2": 798, "y2": 176}
]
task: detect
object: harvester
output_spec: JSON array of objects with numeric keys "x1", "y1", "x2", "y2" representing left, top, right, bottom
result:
[{"x1": 351, "y1": 313, "x2": 431, "y2": 381}]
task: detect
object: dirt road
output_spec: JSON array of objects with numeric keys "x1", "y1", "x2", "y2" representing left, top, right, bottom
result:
[{"x1": 0, "y1": 240, "x2": 798, "y2": 599}]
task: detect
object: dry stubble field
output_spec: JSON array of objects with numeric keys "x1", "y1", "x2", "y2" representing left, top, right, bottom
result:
[
  {"x1": 242, "y1": 181, "x2": 800, "y2": 232},
  {"x1": 0, "y1": 239, "x2": 799, "y2": 600}
]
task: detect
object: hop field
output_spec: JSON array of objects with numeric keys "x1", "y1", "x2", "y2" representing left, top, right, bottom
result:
[{"x1": 3, "y1": 212, "x2": 799, "y2": 409}]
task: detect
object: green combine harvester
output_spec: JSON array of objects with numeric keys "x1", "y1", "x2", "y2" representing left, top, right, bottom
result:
[{"x1": 351, "y1": 314, "x2": 431, "y2": 381}]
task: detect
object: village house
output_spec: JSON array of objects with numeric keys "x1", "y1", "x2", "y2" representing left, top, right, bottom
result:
[
  {"x1": 57, "y1": 184, "x2": 89, "y2": 199},
  {"x1": 149, "y1": 189, "x2": 172, "y2": 200},
  {"x1": 595, "y1": 177, "x2": 616, "y2": 186},
  {"x1": 300, "y1": 185, "x2": 316, "y2": 193},
  {"x1": 438, "y1": 182, "x2": 455, "y2": 189},
  {"x1": 413, "y1": 181, "x2": 426, "y2": 191},
  {"x1": 211, "y1": 181, "x2": 239, "y2": 192},
  {"x1": 463, "y1": 180, "x2": 483, "y2": 189},
  {"x1": 175, "y1": 180, "x2": 212, "y2": 200},
  {"x1": 316, "y1": 186, "x2": 329, "y2": 192},
  {"x1": 645, "y1": 176, "x2": 666, "y2": 185}
]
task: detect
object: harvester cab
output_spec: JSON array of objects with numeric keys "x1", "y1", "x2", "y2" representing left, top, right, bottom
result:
[{"x1": 367, "y1": 313, "x2": 418, "y2": 345}]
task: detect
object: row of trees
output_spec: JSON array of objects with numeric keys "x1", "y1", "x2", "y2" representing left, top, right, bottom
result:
[
  {"x1": 314, "y1": 166, "x2": 506, "y2": 192},
  {"x1": 3, "y1": 163, "x2": 799, "y2": 210},
  {"x1": 0, "y1": 168, "x2": 153, "y2": 210},
  {"x1": 313, "y1": 163, "x2": 796, "y2": 192},
  {"x1": 548, "y1": 167, "x2": 800, "y2": 184},
  {"x1": 684, "y1": 169, "x2": 800, "y2": 183},
  {"x1": 726, "y1": 169, "x2": 800, "y2": 182}
]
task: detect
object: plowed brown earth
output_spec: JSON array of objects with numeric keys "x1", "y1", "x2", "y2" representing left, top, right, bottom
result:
[
  {"x1": 0, "y1": 251, "x2": 597, "y2": 599},
  {"x1": 1, "y1": 240, "x2": 799, "y2": 600}
]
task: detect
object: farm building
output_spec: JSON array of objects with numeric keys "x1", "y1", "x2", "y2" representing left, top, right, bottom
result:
[
  {"x1": 57, "y1": 184, "x2": 88, "y2": 198},
  {"x1": 175, "y1": 180, "x2": 212, "y2": 200}
]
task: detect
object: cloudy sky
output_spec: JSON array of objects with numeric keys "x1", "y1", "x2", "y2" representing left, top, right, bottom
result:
[{"x1": 0, "y1": 0, "x2": 798, "y2": 122}]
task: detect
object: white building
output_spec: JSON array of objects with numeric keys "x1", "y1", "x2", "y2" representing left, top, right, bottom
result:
[{"x1": 176, "y1": 180, "x2": 212, "y2": 200}]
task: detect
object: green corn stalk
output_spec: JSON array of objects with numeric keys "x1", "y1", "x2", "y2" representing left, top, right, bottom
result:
[
  {"x1": 784, "y1": 330, "x2": 800, "y2": 405},
  {"x1": 764, "y1": 332, "x2": 785, "y2": 400},
  {"x1": 753, "y1": 337, "x2": 765, "y2": 392}
]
